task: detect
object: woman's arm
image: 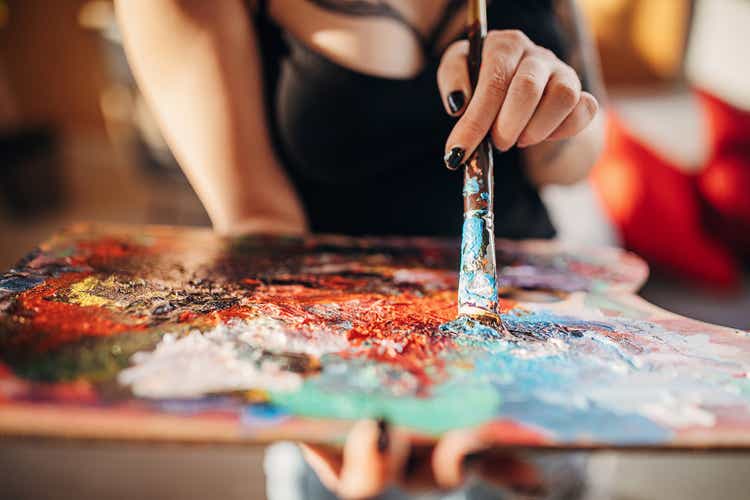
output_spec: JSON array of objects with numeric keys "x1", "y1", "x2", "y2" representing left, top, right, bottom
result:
[
  {"x1": 115, "y1": 0, "x2": 307, "y2": 235},
  {"x1": 521, "y1": 0, "x2": 607, "y2": 186}
]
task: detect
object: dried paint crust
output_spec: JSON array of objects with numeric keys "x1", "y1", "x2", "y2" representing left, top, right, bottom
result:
[{"x1": 0, "y1": 223, "x2": 749, "y2": 449}]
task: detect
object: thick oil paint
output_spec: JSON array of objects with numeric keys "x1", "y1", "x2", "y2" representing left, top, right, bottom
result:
[
  {"x1": 457, "y1": 140, "x2": 499, "y2": 322},
  {"x1": 1, "y1": 224, "x2": 749, "y2": 448}
]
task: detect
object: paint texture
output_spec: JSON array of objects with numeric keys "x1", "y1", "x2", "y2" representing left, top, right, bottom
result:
[
  {"x1": 458, "y1": 139, "x2": 499, "y2": 321},
  {"x1": 1, "y1": 223, "x2": 749, "y2": 449}
]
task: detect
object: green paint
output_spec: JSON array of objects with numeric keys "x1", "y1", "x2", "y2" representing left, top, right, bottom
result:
[
  {"x1": 733, "y1": 378, "x2": 750, "y2": 397},
  {"x1": 1, "y1": 329, "x2": 167, "y2": 382},
  {"x1": 270, "y1": 380, "x2": 500, "y2": 434}
]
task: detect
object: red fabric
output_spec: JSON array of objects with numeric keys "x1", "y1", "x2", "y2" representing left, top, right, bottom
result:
[
  {"x1": 696, "y1": 89, "x2": 750, "y2": 154},
  {"x1": 695, "y1": 89, "x2": 750, "y2": 257},
  {"x1": 591, "y1": 114, "x2": 739, "y2": 288}
]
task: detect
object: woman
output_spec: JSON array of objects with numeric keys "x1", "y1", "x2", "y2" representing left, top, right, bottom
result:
[{"x1": 115, "y1": 1, "x2": 606, "y2": 497}]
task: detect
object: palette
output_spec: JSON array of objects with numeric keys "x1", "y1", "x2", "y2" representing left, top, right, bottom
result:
[{"x1": 1, "y1": 223, "x2": 749, "y2": 450}]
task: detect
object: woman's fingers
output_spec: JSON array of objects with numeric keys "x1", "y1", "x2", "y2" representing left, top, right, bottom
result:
[
  {"x1": 491, "y1": 52, "x2": 552, "y2": 151},
  {"x1": 300, "y1": 443, "x2": 344, "y2": 492},
  {"x1": 304, "y1": 422, "x2": 546, "y2": 496},
  {"x1": 337, "y1": 420, "x2": 390, "y2": 498},
  {"x1": 432, "y1": 427, "x2": 488, "y2": 489},
  {"x1": 437, "y1": 40, "x2": 472, "y2": 116},
  {"x1": 441, "y1": 29, "x2": 596, "y2": 167},
  {"x1": 517, "y1": 66, "x2": 582, "y2": 148},
  {"x1": 301, "y1": 419, "x2": 411, "y2": 500},
  {"x1": 547, "y1": 91, "x2": 599, "y2": 141},
  {"x1": 444, "y1": 30, "x2": 528, "y2": 169},
  {"x1": 432, "y1": 427, "x2": 544, "y2": 493}
]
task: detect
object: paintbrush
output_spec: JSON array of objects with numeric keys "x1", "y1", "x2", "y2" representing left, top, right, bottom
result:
[{"x1": 456, "y1": 0, "x2": 503, "y2": 327}]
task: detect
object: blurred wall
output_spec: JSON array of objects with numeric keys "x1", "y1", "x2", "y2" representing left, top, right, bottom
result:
[
  {"x1": 0, "y1": 0, "x2": 107, "y2": 132},
  {"x1": 686, "y1": 0, "x2": 750, "y2": 109},
  {"x1": 580, "y1": 0, "x2": 693, "y2": 86}
]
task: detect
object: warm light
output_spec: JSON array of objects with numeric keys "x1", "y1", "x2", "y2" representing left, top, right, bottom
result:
[{"x1": 594, "y1": 158, "x2": 643, "y2": 221}]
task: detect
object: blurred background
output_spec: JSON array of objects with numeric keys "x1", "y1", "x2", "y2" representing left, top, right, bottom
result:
[{"x1": 0, "y1": 0, "x2": 749, "y2": 499}]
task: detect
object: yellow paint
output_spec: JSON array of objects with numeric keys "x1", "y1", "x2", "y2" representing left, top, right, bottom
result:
[
  {"x1": 68, "y1": 276, "x2": 114, "y2": 307},
  {"x1": 244, "y1": 389, "x2": 270, "y2": 403}
]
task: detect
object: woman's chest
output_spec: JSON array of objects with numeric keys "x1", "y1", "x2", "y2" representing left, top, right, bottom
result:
[{"x1": 267, "y1": 0, "x2": 467, "y2": 79}]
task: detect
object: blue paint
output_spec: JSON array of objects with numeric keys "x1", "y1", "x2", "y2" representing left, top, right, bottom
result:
[
  {"x1": 457, "y1": 209, "x2": 498, "y2": 317},
  {"x1": 463, "y1": 177, "x2": 481, "y2": 196},
  {"x1": 242, "y1": 404, "x2": 289, "y2": 426},
  {"x1": 500, "y1": 399, "x2": 670, "y2": 443},
  {"x1": 432, "y1": 309, "x2": 677, "y2": 442},
  {"x1": 439, "y1": 315, "x2": 504, "y2": 339},
  {"x1": 0, "y1": 275, "x2": 44, "y2": 292}
]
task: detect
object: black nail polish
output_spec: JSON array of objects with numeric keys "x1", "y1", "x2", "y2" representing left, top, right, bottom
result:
[
  {"x1": 444, "y1": 147, "x2": 465, "y2": 170},
  {"x1": 447, "y1": 91, "x2": 465, "y2": 114},
  {"x1": 376, "y1": 418, "x2": 389, "y2": 453}
]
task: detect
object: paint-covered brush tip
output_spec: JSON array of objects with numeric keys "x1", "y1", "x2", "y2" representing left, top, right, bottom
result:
[{"x1": 439, "y1": 313, "x2": 508, "y2": 338}]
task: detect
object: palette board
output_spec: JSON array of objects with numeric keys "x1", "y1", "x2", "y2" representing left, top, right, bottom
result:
[{"x1": 0, "y1": 223, "x2": 749, "y2": 450}]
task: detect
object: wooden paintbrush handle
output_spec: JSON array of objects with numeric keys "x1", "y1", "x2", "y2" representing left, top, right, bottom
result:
[{"x1": 466, "y1": 0, "x2": 487, "y2": 88}]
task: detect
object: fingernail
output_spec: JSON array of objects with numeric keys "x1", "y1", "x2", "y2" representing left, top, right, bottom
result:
[
  {"x1": 376, "y1": 418, "x2": 390, "y2": 453},
  {"x1": 447, "y1": 91, "x2": 466, "y2": 115},
  {"x1": 444, "y1": 147, "x2": 465, "y2": 170}
]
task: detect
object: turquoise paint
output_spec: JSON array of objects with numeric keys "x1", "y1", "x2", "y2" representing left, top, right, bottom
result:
[{"x1": 270, "y1": 356, "x2": 500, "y2": 435}]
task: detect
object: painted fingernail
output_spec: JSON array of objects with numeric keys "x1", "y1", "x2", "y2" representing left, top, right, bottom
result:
[
  {"x1": 444, "y1": 147, "x2": 465, "y2": 170},
  {"x1": 447, "y1": 90, "x2": 466, "y2": 115},
  {"x1": 376, "y1": 418, "x2": 390, "y2": 453}
]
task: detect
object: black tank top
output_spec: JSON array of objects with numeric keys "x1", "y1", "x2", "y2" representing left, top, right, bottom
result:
[{"x1": 254, "y1": 0, "x2": 568, "y2": 238}]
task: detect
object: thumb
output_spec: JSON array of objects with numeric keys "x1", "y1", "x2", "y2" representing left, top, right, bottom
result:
[{"x1": 338, "y1": 419, "x2": 394, "y2": 499}]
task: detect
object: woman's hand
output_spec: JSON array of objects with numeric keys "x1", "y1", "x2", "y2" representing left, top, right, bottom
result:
[
  {"x1": 438, "y1": 30, "x2": 599, "y2": 171},
  {"x1": 301, "y1": 420, "x2": 543, "y2": 499}
]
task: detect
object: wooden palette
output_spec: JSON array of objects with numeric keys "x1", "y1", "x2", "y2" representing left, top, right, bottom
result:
[{"x1": 0, "y1": 223, "x2": 748, "y2": 450}]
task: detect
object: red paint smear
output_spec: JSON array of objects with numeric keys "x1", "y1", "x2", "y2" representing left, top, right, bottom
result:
[
  {"x1": 207, "y1": 285, "x2": 518, "y2": 393},
  {"x1": 178, "y1": 311, "x2": 200, "y2": 323},
  {"x1": 70, "y1": 238, "x2": 149, "y2": 267},
  {"x1": 7, "y1": 232, "x2": 498, "y2": 392},
  {"x1": 201, "y1": 280, "x2": 460, "y2": 391},
  {"x1": 76, "y1": 238, "x2": 145, "y2": 258},
  {"x1": 12, "y1": 273, "x2": 148, "y2": 351},
  {"x1": 235, "y1": 286, "x2": 459, "y2": 392},
  {"x1": 498, "y1": 297, "x2": 517, "y2": 314},
  {"x1": 29, "y1": 379, "x2": 98, "y2": 405}
]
